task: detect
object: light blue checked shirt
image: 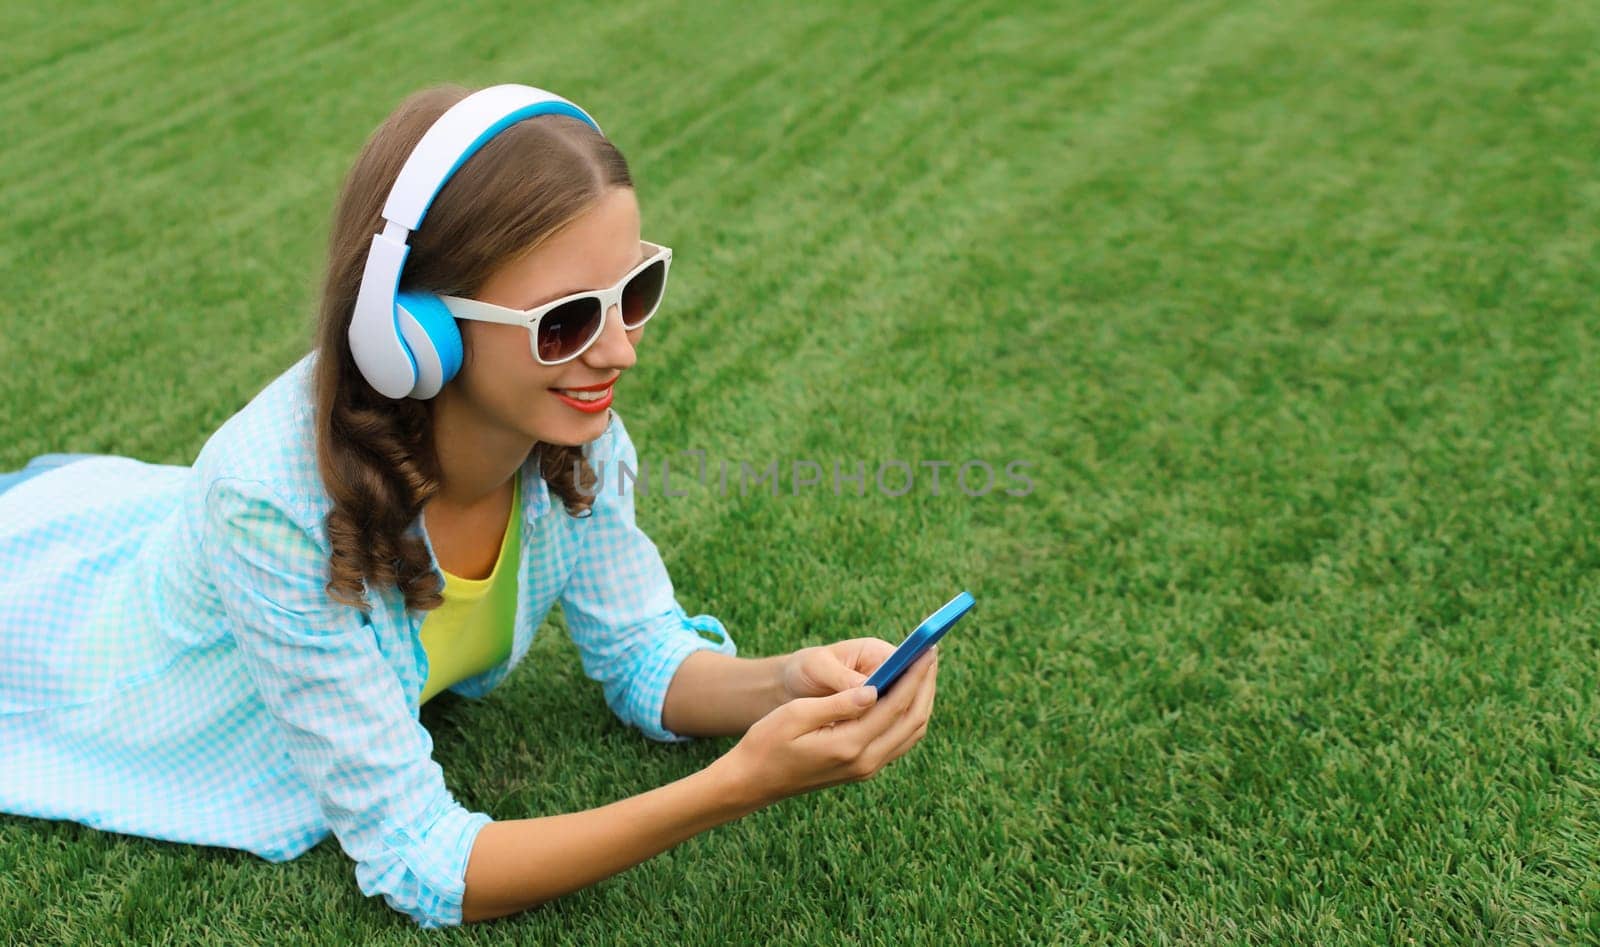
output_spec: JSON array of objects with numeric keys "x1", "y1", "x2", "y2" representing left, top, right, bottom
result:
[{"x1": 0, "y1": 350, "x2": 737, "y2": 929}]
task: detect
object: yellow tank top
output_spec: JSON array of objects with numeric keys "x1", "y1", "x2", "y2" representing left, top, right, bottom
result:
[{"x1": 418, "y1": 475, "x2": 521, "y2": 705}]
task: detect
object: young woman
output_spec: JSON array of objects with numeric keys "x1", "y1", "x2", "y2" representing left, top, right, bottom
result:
[{"x1": 0, "y1": 83, "x2": 939, "y2": 928}]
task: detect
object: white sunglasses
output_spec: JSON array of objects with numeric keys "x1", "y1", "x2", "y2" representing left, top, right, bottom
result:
[{"x1": 438, "y1": 241, "x2": 672, "y2": 366}]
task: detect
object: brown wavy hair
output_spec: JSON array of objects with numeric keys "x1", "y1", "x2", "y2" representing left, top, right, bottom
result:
[{"x1": 311, "y1": 84, "x2": 624, "y2": 614}]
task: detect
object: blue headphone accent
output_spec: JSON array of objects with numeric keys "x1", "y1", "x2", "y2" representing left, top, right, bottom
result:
[
  {"x1": 413, "y1": 101, "x2": 593, "y2": 226},
  {"x1": 395, "y1": 289, "x2": 464, "y2": 384},
  {"x1": 350, "y1": 87, "x2": 602, "y2": 401}
]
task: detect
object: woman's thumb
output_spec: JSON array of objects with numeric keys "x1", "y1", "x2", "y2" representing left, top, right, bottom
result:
[{"x1": 794, "y1": 686, "x2": 877, "y2": 731}]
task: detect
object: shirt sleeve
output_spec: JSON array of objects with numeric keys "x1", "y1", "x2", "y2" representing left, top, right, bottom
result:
[
  {"x1": 205, "y1": 475, "x2": 493, "y2": 929},
  {"x1": 559, "y1": 415, "x2": 738, "y2": 743}
]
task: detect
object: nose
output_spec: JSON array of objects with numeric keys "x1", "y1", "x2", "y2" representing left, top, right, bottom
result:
[{"x1": 581, "y1": 302, "x2": 637, "y2": 372}]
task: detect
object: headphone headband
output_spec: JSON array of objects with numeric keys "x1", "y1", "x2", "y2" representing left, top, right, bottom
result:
[{"x1": 349, "y1": 84, "x2": 604, "y2": 400}]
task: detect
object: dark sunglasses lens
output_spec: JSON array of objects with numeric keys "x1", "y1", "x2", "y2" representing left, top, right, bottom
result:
[
  {"x1": 536, "y1": 297, "x2": 603, "y2": 362},
  {"x1": 621, "y1": 260, "x2": 667, "y2": 327}
]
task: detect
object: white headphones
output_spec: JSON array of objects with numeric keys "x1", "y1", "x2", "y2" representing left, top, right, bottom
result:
[{"x1": 347, "y1": 84, "x2": 604, "y2": 400}]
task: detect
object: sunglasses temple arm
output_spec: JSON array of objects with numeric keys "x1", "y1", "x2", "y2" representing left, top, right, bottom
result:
[{"x1": 437, "y1": 296, "x2": 532, "y2": 327}]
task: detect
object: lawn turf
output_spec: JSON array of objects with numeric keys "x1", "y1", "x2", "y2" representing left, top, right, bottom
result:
[{"x1": 2, "y1": 0, "x2": 1599, "y2": 943}]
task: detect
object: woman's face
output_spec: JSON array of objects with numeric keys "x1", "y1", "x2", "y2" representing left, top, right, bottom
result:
[{"x1": 451, "y1": 185, "x2": 649, "y2": 447}]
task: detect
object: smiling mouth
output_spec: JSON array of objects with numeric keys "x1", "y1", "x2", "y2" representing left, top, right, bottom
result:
[
  {"x1": 552, "y1": 387, "x2": 610, "y2": 402},
  {"x1": 549, "y1": 385, "x2": 615, "y2": 412}
]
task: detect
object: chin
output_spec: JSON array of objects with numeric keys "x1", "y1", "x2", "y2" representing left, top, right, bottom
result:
[{"x1": 529, "y1": 412, "x2": 612, "y2": 448}]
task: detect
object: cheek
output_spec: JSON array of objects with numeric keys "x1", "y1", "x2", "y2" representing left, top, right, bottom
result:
[{"x1": 461, "y1": 327, "x2": 548, "y2": 393}]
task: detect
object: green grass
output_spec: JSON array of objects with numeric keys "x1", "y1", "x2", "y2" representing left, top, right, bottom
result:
[{"x1": 3, "y1": 0, "x2": 1599, "y2": 942}]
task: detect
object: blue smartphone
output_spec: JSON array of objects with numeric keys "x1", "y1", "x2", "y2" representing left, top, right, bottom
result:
[{"x1": 862, "y1": 591, "x2": 975, "y2": 697}]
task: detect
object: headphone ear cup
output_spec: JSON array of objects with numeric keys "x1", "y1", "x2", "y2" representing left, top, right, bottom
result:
[{"x1": 394, "y1": 290, "x2": 464, "y2": 399}]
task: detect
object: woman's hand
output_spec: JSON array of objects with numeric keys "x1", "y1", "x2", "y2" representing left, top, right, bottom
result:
[
  {"x1": 712, "y1": 647, "x2": 939, "y2": 808},
  {"x1": 779, "y1": 637, "x2": 900, "y2": 701}
]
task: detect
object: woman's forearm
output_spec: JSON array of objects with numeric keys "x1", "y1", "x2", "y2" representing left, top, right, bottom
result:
[
  {"x1": 659, "y1": 650, "x2": 788, "y2": 738},
  {"x1": 461, "y1": 759, "x2": 764, "y2": 923}
]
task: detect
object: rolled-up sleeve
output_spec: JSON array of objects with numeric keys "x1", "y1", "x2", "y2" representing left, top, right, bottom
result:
[
  {"x1": 559, "y1": 415, "x2": 738, "y2": 743},
  {"x1": 205, "y1": 476, "x2": 493, "y2": 929}
]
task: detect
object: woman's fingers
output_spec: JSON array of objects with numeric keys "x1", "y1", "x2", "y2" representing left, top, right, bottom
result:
[
  {"x1": 731, "y1": 646, "x2": 943, "y2": 802},
  {"x1": 865, "y1": 650, "x2": 938, "y2": 770},
  {"x1": 785, "y1": 685, "x2": 878, "y2": 739},
  {"x1": 879, "y1": 676, "x2": 936, "y2": 768},
  {"x1": 854, "y1": 637, "x2": 898, "y2": 673},
  {"x1": 831, "y1": 650, "x2": 937, "y2": 778},
  {"x1": 804, "y1": 648, "x2": 935, "y2": 758}
]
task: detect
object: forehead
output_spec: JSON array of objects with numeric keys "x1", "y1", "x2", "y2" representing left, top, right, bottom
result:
[
  {"x1": 479, "y1": 188, "x2": 645, "y2": 307},
  {"x1": 537, "y1": 241, "x2": 652, "y2": 301}
]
